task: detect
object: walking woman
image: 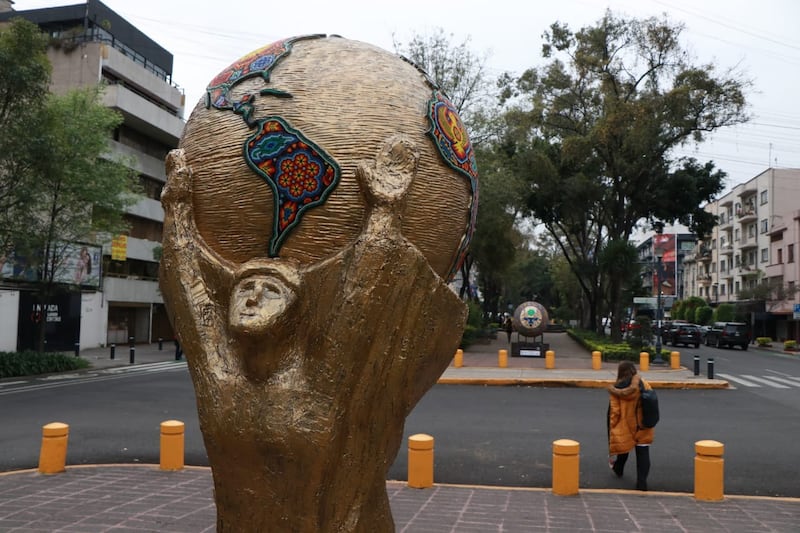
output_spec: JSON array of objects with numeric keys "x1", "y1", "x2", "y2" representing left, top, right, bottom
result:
[{"x1": 607, "y1": 361, "x2": 654, "y2": 491}]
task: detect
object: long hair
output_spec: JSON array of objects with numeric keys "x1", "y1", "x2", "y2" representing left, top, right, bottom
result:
[{"x1": 616, "y1": 360, "x2": 637, "y2": 384}]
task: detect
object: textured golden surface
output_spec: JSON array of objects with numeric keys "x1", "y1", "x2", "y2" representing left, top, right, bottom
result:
[
  {"x1": 180, "y1": 36, "x2": 473, "y2": 279},
  {"x1": 161, "y1": 133, "x2": 469, "y2": 530}
]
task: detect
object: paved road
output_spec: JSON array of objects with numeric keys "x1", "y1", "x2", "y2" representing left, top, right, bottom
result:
[{"x1": 2, "y1": 368, "x2": 800, "y2": 497}]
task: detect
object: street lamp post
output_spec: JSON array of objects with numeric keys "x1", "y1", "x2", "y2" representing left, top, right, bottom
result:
[{"x1": 653, "y1": 249, "x2": 667, "y2": 365}]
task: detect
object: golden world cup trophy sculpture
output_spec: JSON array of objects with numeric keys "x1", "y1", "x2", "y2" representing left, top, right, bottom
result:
[{"x1": 159, "y1": 35, "x2": 478, "y2": 532}]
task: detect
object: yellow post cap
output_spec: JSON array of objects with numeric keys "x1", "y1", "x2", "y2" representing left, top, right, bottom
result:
[
  {"x1": 552, "y1": 439, "x2": 580, "y2": 455},
  {"x1": 160, "y1": 420, "x2": 185, "y2": 435},
  {"x1": 695, "y1": 440, "x2": 724, "y2": 456},
  {"x1": 408, "y1": 433, "x2": 434, "y2": 451},
  {"x1": 42, "y1": 422, "x2": 69, "y2": 437}
]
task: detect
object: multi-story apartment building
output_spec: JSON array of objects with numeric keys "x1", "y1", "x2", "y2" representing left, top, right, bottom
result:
[
  {"x1": 0, "y1": 0, "x2": 184, "y2": 350},
  {"x1": 682, "y1": 168, "x2": 800, "y2": 341}
]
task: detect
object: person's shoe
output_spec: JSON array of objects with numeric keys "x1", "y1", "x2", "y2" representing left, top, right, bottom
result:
[
  {"x1": 636, "y1": 481, "x2": 648, "y2": 491},
  {"x1": 609, "y1": 456, "x2": 623, "y2": 478}
]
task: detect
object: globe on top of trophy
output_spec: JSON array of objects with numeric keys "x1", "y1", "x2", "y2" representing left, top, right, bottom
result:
[{"x1": 178, "y1": 34, "x2": 478, "y2": 282}]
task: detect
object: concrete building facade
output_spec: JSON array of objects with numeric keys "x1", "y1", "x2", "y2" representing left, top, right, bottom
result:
[
  {"x1": 682, "y1": 168, "x2": 800, "y2": 341},
  {"x1": 0, "y1": 0, "x2": 184, "y2": 350}
]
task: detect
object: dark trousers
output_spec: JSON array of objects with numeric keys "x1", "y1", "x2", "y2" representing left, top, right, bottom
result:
[{"x1": 612, "y1": 445, "x2": 650, "y2": 490}]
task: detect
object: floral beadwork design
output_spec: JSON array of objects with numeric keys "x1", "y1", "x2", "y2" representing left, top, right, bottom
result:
[
  {"x1": 205, "y1": 35, "x2": 341, "y2": 257},
  {"x1": 244, "y1": 117, "x2": 340, "y2": 256},
  {"x1": 427, "y1": 91, "x2": 479, "y2": 281}
]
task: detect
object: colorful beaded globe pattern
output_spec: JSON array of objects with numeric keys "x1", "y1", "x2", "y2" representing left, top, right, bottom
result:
[{"x1": 203, "y1": 35, "x2": 478, "y2": 278}]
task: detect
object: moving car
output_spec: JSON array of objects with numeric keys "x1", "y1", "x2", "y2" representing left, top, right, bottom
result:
[
  {"x1": 664, "y1": 323, "x2": 701, "y2": 348},
  {"x1": 704, "y1": 322, "x2": 750, "y2": 350}
]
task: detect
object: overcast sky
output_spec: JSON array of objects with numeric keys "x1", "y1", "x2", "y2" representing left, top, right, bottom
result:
[{"x1": 14, "y1": 0, "x2": 800, "y2": 190}]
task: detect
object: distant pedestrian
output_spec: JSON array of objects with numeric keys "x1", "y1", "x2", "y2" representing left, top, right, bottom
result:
[
  {"x1": 607, "y1": 361, "x2": 654, "y2": 491},
  {"x1": 503, "y1": 315, "x2": 513, "y2": 343},
  {"x1": 174, "y1": 339, "x2": 183, "y2": 360}
]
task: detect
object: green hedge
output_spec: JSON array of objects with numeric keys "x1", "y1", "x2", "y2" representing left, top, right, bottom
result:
[
  {"x1": 567, "y1": 329, "x2": 668, "y2": 362},
  {"x1": 0, "y1": 351, "x2": 90, "y2": 378}
]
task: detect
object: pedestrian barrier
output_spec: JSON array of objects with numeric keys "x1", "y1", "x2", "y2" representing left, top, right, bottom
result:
[
  {"x1": 38, "y1": 422, "x2": 69, "y2": 474},
  {"x1": 639, "y1": 352, "x2": 649, "y2": 371},
  {"x1": 407, "y1": 433, "x2": 434, "y2": 488},
  {"x1": 552, "y1": 439, "x2": 579, "y2": 496},
  {"x1": 498, "y1": 349, "x2": 508, "y2": 368},
  {"x1": 694, "y1": 440, "x2": 724, "y2": 501},
  {"x1": 545, "y1": 350, "x2": 555, "y2": 369},
  {"x1": 592, "y1": 351, "x2": 602, "y2": 370},
  {"x1": 670, "y1": 351, "x2": 680, "y2": 369},
  {"x1": 453, "y1": 349, "x2": 463, "y2": 368},
  {"x1": 160, "y1": 420, "x2": 185, "y2": 471}
]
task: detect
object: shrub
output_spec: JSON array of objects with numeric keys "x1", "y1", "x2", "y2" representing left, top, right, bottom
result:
[
  {"x1": 0, "y1": 351, "x2": 90, "y2": 378},
  {"x1": 756, "y1": 337, "x2": 772, "y2": 347},
  {"x1": 784, "y1": 340, "x2": 797, "y2": 351},
  {"x1": 460, "y1": 325, "x2": 479, "y2": 349}
]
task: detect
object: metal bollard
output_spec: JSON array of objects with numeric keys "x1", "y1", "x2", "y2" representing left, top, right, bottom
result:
[
  {"x1": 552, "y1": 439, "x2": 580, "y2": 496},
  {"x1": 407, "y1": 434, "x2": 434, "y2": 488},
  {"x1": 110, "y1": 343, "x2": 115, "y2": 360},
  {"x1": 639, "y1": 352, "x2": 649, "y2": 372},
  {"x1": 670, "y1": 351, "x2": 680, "y2": 370},
  {"x1": 693, "y1": 355, "x2": 700, "y2": 376},
  {"x1": 74, "y1": 342, "x2": 79, "y2": 357},
  {"x1": 160, "y1": 420, "x2": 185, "y2": 471},
  {"x1": 129, "y1": 345, "x2": 135, "y2": 364},
  {"x1": 707, "y1": 357, "x2": 715, "y2": 380},
  {"x1": 38, "y1": 422, "x2": 69, "y2": 474},
  {"x1": 498, "y1": 349, "x2": 508, "y2": 368},
  {"x1": 592, "y1": 351, "x2": 602, "y2": 370},
  {"x1": 545, "y1": 350, "x2": 555, "y2": 369},
  {"x1": 158, "y1": 337, "x2": 163, "y2": 351},
  {"x1": 454, "y1": 349, "x2": 463, "y2": 368},
  {"x1": 694, "y1": 440, "x2": 724, "y2": 501},
  {"x1": 129, "y1": 336, "x2": 134, "y2": 347}
]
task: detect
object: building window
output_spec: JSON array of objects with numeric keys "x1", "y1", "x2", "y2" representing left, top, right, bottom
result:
[
  {"x1": 760, "y1": 219, "x2": 768, "y2": 233},
  {"x1": 735, "y1": 281, "x2": 740, "y2": 294},
  {"x1": 748, "y1": 224, "x2": 755, "y2": 238},
  {"x1": 734, "y1": 228, "x2": 740, "y2": 241},
  {"x1": 789, "y1": 244, "x2": 795, "y2": 263},
  {"x1": 720, "y1": 284, "x2": 726, "y2": 295},
  {"x1": 761, "y1": 248, "x2": 769, "y2": 263},
  {"x1": 720, "y1": 260, "x2": 726, "y2": 272},
  {"x1": 760, "y1": 190, "x2": 768, "y2": 205},
  {"x1": 778, "y1": 248, "x2": 783, "y2": 264}
]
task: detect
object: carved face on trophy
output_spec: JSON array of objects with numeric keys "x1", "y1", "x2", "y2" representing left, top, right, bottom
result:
[{"x1": 159, "y1": 35, "x2": 478, "y2": 531}]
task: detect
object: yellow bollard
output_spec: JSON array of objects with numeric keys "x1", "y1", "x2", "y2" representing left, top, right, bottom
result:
[
  {"x1": 160, "y1": 420, "x2": 185, "y2": 471},
  {"x1": 408, "y1": 434, "x2": 434, "y2": 488},
  {"x1": 592, "y1": 351, "x2": 602, "y2": 370},
  {"x1": 545, "y1": 350, "x2": 555, "y2": 369},
  {"x1": 670, "y1": 351, "x2": 680, "y2": 370},
  {"x1": 454, "y1": 349, "x2": 463, "y2": 368},
  {"x1": 38, "y1": 422, "x2": 69, "y2": 474},
  {"x1": 694, "y1": 440, "x2": 725, "y2": 501},
  {"x1": 639, "y1": 352, "x2": 649, "y2": 372},
  {"x1": 498, "y1": 349, "x2": 508, "y2": 368},
  {"x1": 552, "y1": 439, "x2": 580, "y2": 496}
]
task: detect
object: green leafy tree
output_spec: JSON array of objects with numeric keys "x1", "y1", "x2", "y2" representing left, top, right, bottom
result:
[
  {"x1": 695, "y1": 305, "x2": 713, "y2": 325},
  {"x1": 18, "y1": 85, "x2": 138, "y2": 351},
  {"x1": 0, "y1": 18, "x2": 51, "y2": 256},
  {"x1": 496, "y1": 11, "x2": 749, "y2": 339},
  {"x1": 713, "y1": 303, "x2": 736, "y2": 322}
]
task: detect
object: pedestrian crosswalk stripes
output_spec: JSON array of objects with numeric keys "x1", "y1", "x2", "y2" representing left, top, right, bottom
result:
[{"x1": 717, "y1": 372, "x2": 800, "y2": 389}]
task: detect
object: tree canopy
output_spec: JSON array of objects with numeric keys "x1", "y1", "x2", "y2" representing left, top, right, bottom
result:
[
  {"x1": 495, "y1": 10, "x2": 750, "y2": 336},
  {"x1": 0, "y1": 19, "x2": 139, "y2": 351}
]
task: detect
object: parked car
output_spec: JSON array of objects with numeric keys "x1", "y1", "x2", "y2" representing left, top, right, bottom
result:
[
  {"x1": 664, "y1": 323, "x2": 702, "y2": 348},
  {"x1": 704, "y1": 322, "x2": 750, "y2": 350}
]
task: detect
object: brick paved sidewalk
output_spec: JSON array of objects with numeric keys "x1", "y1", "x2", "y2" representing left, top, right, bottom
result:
[{"x1": 0, "y1": 465, "x2": 798, "y2": 532}]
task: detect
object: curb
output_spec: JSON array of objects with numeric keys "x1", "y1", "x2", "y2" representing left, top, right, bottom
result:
[{"x1": 437, "y1": 377, "x2": 729, "y2": 389}]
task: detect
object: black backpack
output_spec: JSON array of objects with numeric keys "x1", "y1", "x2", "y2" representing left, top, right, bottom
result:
[{"x1": 638, "y1": 379, "x2": 659, "y2": 428}]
